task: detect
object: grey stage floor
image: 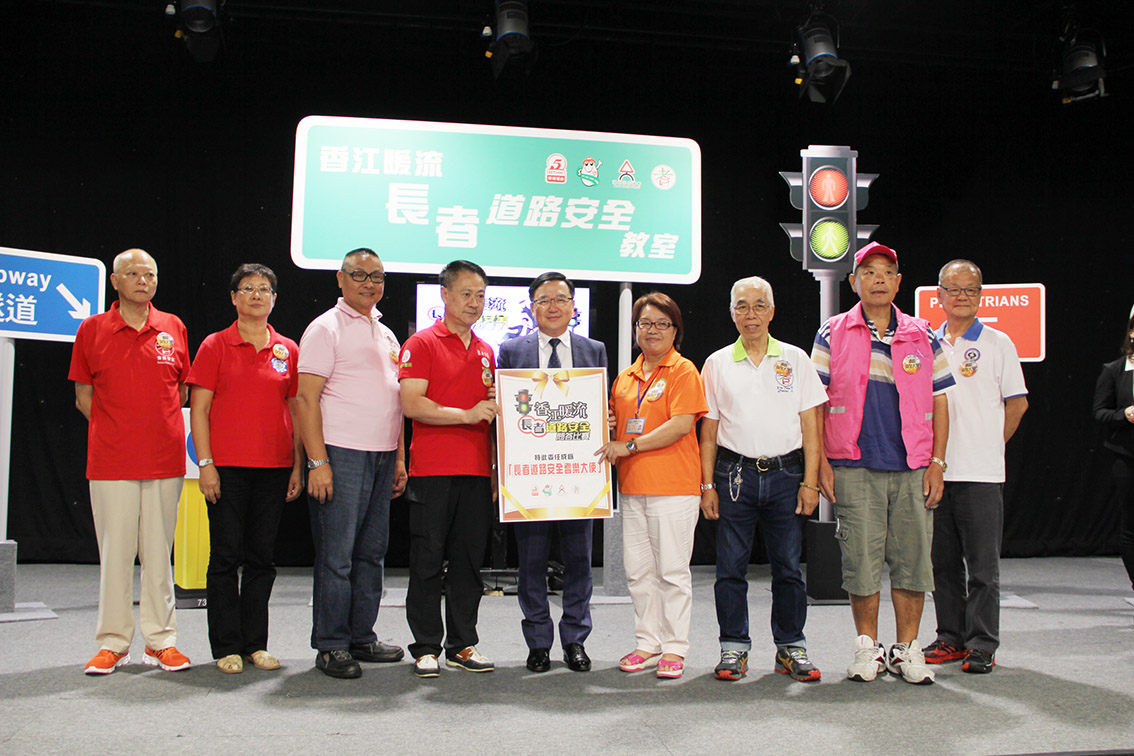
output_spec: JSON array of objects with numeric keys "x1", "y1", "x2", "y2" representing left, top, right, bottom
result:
[{"x1": 1, "y1": 558, "x2": 1133, "y2": 756}]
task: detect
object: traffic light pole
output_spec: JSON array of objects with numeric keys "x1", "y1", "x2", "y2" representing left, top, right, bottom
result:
[{"x1": 810, "y1": 270, "x2": 841, "y2": 523}]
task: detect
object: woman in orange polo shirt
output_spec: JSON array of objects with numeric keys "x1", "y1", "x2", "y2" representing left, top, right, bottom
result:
[
  {"x1": 597, "y1": 292, "x2": 707, "y2": 679},
  {"x1": 188, "y1": 264, "x2": 304, "y2": 674}
]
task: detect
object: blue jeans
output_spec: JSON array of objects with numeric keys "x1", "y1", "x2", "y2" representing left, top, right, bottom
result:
[
  {"x1": 308, "y1": 445, "x2": 396, "y2": 651},
  {"x1": 713, "y1": 454, "x2": 807, "y2": 651}
]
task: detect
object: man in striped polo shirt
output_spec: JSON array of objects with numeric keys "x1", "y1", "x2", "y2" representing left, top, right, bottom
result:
[{"x1": 811, "y1": 242, "x2": 955, "y2": 685}]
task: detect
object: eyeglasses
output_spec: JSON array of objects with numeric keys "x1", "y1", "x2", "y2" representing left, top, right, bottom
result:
[
  {"x1": 732, "y1": 302, "x2": 771, "y2": 316},
  {"x1": 532, "y1": 296, "x2": 573, "y2": 308},
  {"x1": 939, "y1": 286, "x2": 981, "y2": 298},
  {"x1": 236, "y1": 285, "x2": 275, "y2": 296},
  {"x1": 636, "y1": 320, "x2": 673, "y2": 332},
  {"x1": 342, "y1": 269, "x2": 386, "y2": 284}
]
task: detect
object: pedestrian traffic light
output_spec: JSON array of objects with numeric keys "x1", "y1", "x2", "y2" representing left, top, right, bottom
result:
[{"x1": 780, "y1": 145, "x2": 878, "y2": 274}]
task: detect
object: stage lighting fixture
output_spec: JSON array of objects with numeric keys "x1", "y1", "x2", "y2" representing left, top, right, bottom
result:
[
  {"x1": 181, "y1": 0, "x2": 216, "y2": 34},
  {"x1": 1053, "y1": 28, "x2": 1107, "y2": 104},
  {"x1": 485, "y1": 0, "x2": 537, "y2": 79},
  {"x1": 174, "y1": 0, "x2": 223, "y2": 62},
  {"x1": 790, "y1": 11, "x2": 850, "y2": 104}
]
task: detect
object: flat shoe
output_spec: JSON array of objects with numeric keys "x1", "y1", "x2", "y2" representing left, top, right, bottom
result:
[
  {"x1": 244, "y1": 651, "x2": 280, "y2": 670},
  {"x1": 657, "y1": 659, "x2": 684, "y2": 679},
  {"x1": 619, "y1": 652, "x2": 659, "y2": 672},
  {"x1": 217, "y1": 654, "x2": 243, "y2": 674}
]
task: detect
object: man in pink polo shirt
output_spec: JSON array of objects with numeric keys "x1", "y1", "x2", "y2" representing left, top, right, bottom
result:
[
  {"x1": 69, "y1": 248, "x2": 192, "y2": 675},
  {"x1": 296, "y1": 248, "x2": 407, "y2": 679}
]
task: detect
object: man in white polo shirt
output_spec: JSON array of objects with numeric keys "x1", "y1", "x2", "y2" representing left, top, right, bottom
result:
[
  {"x1": 699, "y1": 276, "x2": 828, "y2": 682},
  {"x1": 296, "y1": 248, "x2": 408, "y2": 679},
  {"x1": 924, "y1": 259, "x2": 1028, "y2": 674}
]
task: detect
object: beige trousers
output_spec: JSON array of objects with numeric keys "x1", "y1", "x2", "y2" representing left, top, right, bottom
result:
[
  {"x1": 620, "y1": 493, "x2": 699, "y2": 657},
  {"x1": 89, "y1": 477, "x2": 183, "y2": 653}
]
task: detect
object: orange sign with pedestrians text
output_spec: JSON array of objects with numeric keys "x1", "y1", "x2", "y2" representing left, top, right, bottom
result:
[{"x1": 914, "y1": 283, "x2": 1046, "y2": 362}]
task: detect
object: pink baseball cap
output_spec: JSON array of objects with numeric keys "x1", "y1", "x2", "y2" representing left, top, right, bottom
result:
[{"x1": 854, "y1": 241, "x2": 897, "y2": 268}]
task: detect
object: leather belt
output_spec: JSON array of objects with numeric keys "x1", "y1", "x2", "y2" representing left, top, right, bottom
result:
[{"x1": 716, "y1": 447, "x2": 803, "y2": 472}]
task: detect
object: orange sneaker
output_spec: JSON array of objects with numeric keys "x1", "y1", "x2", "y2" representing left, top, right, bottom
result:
[
  {"x1": 84, "y1": 649, "x2": 130, "y2": 675},
  {"x1": 143, "y1": 645, "x2": 192, "y2": 671}
]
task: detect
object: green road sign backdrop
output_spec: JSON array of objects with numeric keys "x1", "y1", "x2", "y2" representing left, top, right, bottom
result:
[{"x1": 291, "y1": 117, "x2": 701, "y2": 284}]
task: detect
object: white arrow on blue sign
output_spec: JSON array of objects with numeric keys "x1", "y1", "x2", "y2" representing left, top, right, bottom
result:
[{"x1": 0, "y1": 246, "x2": 106, "y2": 343}]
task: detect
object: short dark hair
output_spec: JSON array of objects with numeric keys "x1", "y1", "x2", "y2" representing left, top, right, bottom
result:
[
  {"x1": 343, "y1": 247, "x2": 380, "y2": 267},
  {"x1": 632, "y1": 291, "x2": 684, "y2": 350},
  {"x1": 439, "y1": 259, "x2": 487, "y2": 288},
  {"x1": 528, "y1": 271, "x2": 575, "y2": 300},
  {"x1": 229, "y1": 263, "x2": 277, "y2": 293},
  {"x1": 1123, "y1": 313, "x2": 1134, "y2": 359}
]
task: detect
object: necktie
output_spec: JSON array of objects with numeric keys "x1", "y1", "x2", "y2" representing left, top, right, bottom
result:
[{"x1": 548, "y1": 337, "x2": 562, "y2": 369}]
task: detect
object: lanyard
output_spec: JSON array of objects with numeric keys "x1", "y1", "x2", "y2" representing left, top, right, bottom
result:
[{"x1": 635, "y1": 368, "x2": 661, "y2": 417}]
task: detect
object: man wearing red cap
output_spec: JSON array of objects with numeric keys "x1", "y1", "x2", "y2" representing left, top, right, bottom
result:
[{"x1": 811, "y1": 242, "x2": 955, "y2": 685}]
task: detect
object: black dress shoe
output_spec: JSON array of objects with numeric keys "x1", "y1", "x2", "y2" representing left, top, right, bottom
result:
[
  {"x1": 526, "y1": 648, "x2": 551, "y2": 673},
  {"x1": 315, "y1": 650, "x2": 361, "y2": 679},
  {"x1": 349, "y1": 640, "x2": 405, "y2": 663},
  {"x1": 563, "y1": 643, "x2": 591, "y2": 672}
]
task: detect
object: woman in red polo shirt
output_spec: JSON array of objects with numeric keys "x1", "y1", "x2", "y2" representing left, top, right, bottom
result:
[
  {"x1": 188, "y1": 264, "x2": 303, "y2": 674},
  {"x1": 597, "y1": 292, "x2": 707, "y2": 679}
]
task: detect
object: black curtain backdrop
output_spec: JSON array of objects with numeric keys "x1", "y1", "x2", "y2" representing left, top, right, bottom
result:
[{"x1": 1, "y1": 3, "x2": 1127, "y2": 566}]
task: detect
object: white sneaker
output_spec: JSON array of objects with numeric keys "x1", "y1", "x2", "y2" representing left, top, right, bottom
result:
[
  {"x1": 886, "y1": 640, "x2": 936, "y2": 685},
  {"x1": 413, "y1": 654, "x2": 440, "y2": 678},
  {"x1": 847, "y1": 634, "x2": 886, "y2": 682}
]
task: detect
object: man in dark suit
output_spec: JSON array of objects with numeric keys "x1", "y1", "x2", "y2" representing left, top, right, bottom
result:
[{"x1": 497, "y1": 271, "x2": 608, "y2": 673}]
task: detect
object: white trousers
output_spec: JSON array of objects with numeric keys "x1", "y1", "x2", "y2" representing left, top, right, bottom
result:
[
  {"x1": 89, "y1": 477, "x2": 183, "y2": 653},
  {"x1": 620, "y1": 493, "x2": 699, "y2": 657}
]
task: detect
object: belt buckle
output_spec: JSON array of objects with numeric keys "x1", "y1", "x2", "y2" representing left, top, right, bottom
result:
[{"x1": 755, "y1": 456, "x2": 771, "y2": 472}]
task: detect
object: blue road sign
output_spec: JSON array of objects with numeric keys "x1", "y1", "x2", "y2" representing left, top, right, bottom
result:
[{"x1": 0, "y1": 246, "x2": 106, "y2": 343}]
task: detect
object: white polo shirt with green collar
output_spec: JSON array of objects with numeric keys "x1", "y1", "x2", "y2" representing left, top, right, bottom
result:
[{"x1": 702, "y1": 335, "x2": 828, "y2": 459}]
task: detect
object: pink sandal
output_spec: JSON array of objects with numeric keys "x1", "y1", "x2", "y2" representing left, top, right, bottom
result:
[
  {"x1": 656, "y1": 658, "x2": 685, "y2": 679},
  {"x1": 619, "y1": 652, "x2": 659, "y2": 672}
]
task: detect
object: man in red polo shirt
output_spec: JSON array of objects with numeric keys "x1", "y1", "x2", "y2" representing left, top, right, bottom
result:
[
  {"x1": 69, "y1": 248, "x2": 192, "y2": 675},
  {"x1": 399, "y1": 259, "x2": 499, "y2": 678}
]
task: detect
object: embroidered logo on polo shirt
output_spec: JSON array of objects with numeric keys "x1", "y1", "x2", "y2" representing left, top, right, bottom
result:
[
  {"x1": 155, "y1": 331, "x2": 176, "y2": 365},
  {"x1": 960, "y1": 347, "x2": 980, "y2": 378},
  {"x1": 400, "y1": 348, "x2": 412, "y2": 368},
  {"x1": 774, "y1": 359, "x2": 794, "y2": 392},
  {"x1": 272, "y1": 343, "x2": 289, "y2": 361}
]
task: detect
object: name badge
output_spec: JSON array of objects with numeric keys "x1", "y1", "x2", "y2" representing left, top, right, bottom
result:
[{"x1": 625, "y1": 417, "x2": 646, "y2": 435}]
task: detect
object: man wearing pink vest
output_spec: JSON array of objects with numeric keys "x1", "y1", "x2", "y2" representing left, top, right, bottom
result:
[{"x1": 811, "y1": 242, "x2": 955, "y2": 685}]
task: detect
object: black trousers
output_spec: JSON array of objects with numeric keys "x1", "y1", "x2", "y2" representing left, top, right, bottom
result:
[
  {"x1": 405, "y1": 475, "x2": 493, "y2": 659},
  {"x1": 205, "y1": 466, "x2": 289, "y2": 659},
  {"x1": 1111, "y1": 458, "x2": 1134, "y2": 591}
]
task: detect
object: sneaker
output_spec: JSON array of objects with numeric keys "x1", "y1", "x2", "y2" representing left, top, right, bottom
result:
[
  {"x1": 847, "y1": 635, "x2": 886, "y2": 682},
  {"x1": 414, "y1": 654, "x2": 440, "y2": 678},
  {"x1": 315, "y1": 649, "x2": 361, "y2": 679},
  {"x1": 886, "y1": 641, "x2": 935, "y2": 685},
  {"x1": 961, "y1": 648, "x2": 996, "y2": 674},
  {"x1": 349, "y1": 640, "x2": 405, "y2": 663},
  {"x1": 446, "y1": 646, "x2": 494, "y2": 673},
  {"x1": 775, "y1": 646, "x2": 821, "y2": 682},
  {"x1": 143, "y1": 646, "x2": 191, "y2": 672},
  {"x1": 84, "y1": 649, "x2": 130, "y2": 675},
  {"x1": 714, "y1": 650, "x2": 748, "y2": 681},
  {"x1": 924, "y1": 640, "x2": 966, "y2": 664}
]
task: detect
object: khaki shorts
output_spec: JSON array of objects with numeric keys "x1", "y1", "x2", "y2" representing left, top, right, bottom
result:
[{"x1": 832, "y1": 466, "x2": 934, "y2": 595}]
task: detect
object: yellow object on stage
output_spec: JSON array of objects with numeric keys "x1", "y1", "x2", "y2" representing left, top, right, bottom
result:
[{"x1": 174, "y1": 479, "x2": 211, "y2": 593}]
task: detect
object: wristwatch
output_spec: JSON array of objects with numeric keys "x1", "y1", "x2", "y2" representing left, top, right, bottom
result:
[
  {"x1": 197, "y1": 458, "x2": 213, "y2": 468},
  {"x1": 930, "y1": 456, "x2": 948, "y2": 472},
  {"x1": 307, "y1": 458, "x2": 330, "y2": 470},
  {"x1": 700, "y1": 483, "x2": 715, "y2": 493},
  {"x1": 625, "y1": 440, "x2": 638, "y2": 455}
]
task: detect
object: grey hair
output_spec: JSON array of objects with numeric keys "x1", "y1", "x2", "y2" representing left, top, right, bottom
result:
[
  {"x1": 938, "y1": 259, "x2": 983, "y2": 286},
  {"x1": 730, "y1": 276, "x2": 774, "y2": 309}
]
